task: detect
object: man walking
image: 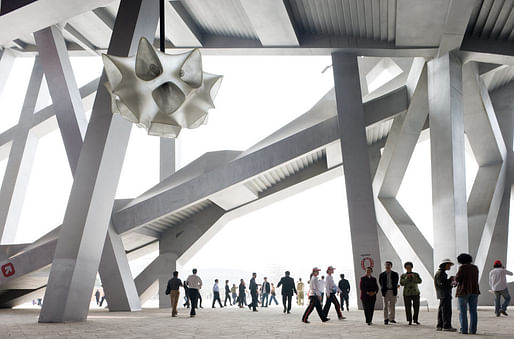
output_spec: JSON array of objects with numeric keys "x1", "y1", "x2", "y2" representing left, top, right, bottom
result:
[
  {"x1": 186, "y1": 268, "x2": 203, "y2": 317},
  {"x1": 261, "y1": 277, "x2": 271, "y2": 307},
  {"x1": 224, "y1": 280, "x2": 232, "y2": 306},
  {"x1": 277, "y1": 271, "x2": 297, "y2": 314},
  {"x1": 165, "y1": 271, "x2": 182, "y2": 317},
  {"x1": 212, "y1": 279, "x2": 223, "y2": 308},
  {"x1": 338, "y1": 274, "x2": 350, "y2": 311},
  {"x1": 489, "y1": 260, "x2": 512, "y2": 316},
  {"x1": 249, "y1": 273, "x2": 258, "y2": 312},
  {"x1": 379, "y1": 261, "x2": 399, "y2": 324},
  {"x1": 434, "y1": 258, "x2": 457, "y2": 331}
]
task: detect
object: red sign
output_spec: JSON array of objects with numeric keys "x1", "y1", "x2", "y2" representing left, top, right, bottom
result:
[
  {"x1": 1, "y1": 262, "x2": 15, "y2": 278},
  {"x1": 360, "y1": 257, "x2": 374, "y2": 271}
]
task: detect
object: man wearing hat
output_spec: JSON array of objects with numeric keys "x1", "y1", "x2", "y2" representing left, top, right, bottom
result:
[
  {"x1": 322, "y1": 266, "x2": 345, "y2": 320},
  {"x1": 434, "y1": 259, "x2": 457, "y2": 331},
  {"x1": 489, "y1": 260, "x2": 512, "y2": 316},
  {"x1": 302, "y1": 267, "x2": 330, "y2": 323},
  {"x1": 277, "y1": 271, "x2": 297, "y2": 314}
]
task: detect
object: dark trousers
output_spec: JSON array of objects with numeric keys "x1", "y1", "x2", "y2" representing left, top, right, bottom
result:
[
  {"x1": 437, "y1": 298, "x2": 452, "y2": 329},
  {"x1": 250, "y1": 291, "x2": 258, "y2": 310},
  {"x1": 340, "y1": 293, "x2": 349, "y2": 311},
  {"x1": 212, "y1": 291, "x2": 223, "y2": 307},
  {"x1": 189, "y1": 288, "x2": 199, "y2": 316},
  {"x1": 302, "y1": 296, "x2": 327, "y2": 322},
  {"x1": 198, "y1": 293, "x2": 203, "y2": 307},
  {"x1": 362, "y1": 295, "x2": 376, "y2": 323},
  {"x1": 404, "y1": 295, "x2": 420, "y2": 322},
  {"x1": 323, "y1": 293, "x2": 343, "y2": 318},
  {"x1": 224, "y1": 293, "x2": 232, "y2": 306},
  {"x1": 238, "y1": 294, "x2": 246, "y2": 307},
  {"x1": 282, "y1": 295, "x2": 293, "y2": 312}
]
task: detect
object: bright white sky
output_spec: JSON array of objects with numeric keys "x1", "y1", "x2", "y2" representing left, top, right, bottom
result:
[{"x1": 0, "y1": 54, "x2": 512, "y2": 307}]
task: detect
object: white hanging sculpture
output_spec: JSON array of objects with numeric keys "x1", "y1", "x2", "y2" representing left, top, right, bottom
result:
[{"x1": 102, "y1": 37, "x2": 222, "y2": 138}]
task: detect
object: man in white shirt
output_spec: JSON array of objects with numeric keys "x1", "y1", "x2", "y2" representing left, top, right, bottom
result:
[
  {"x1": 489, "y1": 260, "x2": 512, "y2": 316},
  {"x1": 186, "y1": 268, "x2": 203, "y2": 317}
]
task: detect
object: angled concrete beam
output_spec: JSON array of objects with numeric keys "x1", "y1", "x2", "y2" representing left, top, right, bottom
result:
[
  {"x1": 0, "y1": 48, "x2": 15, "y2": 96},
  {"x1": 437, "y1": 0, "x2": 475, "y2": 56},
  {"x1": 39, "y1": 0, "x2": 160, "y2": 323},
  {"x1": 63, "y1": 23, "x2": 99, "y2": 56},
  {"x1": 159, "y1": 138, "x2": 175, "y2": 181},
  {"x1": 34, "y1": 25, "x2": 88, "y2": 175},
  {"x1": 0, "y1": 59, "x2": 43, "y2": 244},
  {"x1": 239, "y1": 0, "x2": 299, "y2": 46},
  {"x1": 165, "y1": 1, "x2": 202, "y2": 47},
  {"x1": 332, "y1": 52, "x2": 382, "y2": 309},
  {"x1": 428, "y1": 52, "x2": 468, "y2": 268},
  {"x1": 460, "y1": 38, "x2": 514, "y2": 66},
  {"x1": 92, "y1": 7, "x2": 115, "y2": 30},
  {"x1": 134, "y1": 257, "x2": 161, "y2": 305}
]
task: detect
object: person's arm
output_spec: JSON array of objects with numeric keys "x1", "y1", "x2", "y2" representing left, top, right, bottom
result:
[
  {"x1": 359, "y1": 277, "x2": 365, "y2": 292},
  {"x1": 293, "y1": 280, "x2": 297, "y2": 295},
  {"x1": 374, "y1": 278, "x2": 379, "y2": 293},
  {"x1": 198, "y1": 277, "x2": 203, "y2": 289},
  {"x1": 378, "y1": 273, "x2": 383, "y2": 288},
  {"x1": 277, "y1": 279, "x2": 282, "y2": 288},
  {"x1": 414, "y1": 273, "x2": 422, "y2": 284},
  {"x1": 506, "y1": 269, "x2": 513, "y2": 276},
  {"x1": 165, "y1": 281, "x2": 171, "y2": 295},
  {"x1": 455, "y1": 267, "x2": 462, "y2": 283},
  {"x1": 399, "y1": 274, "x2": 408, "y2": 286}
]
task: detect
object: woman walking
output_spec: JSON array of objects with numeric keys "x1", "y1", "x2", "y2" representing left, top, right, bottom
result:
[
  {"x1": 455, "y1": 253, "x2": 480, "y2": 334},
  {"x1": 322, "y1": 266, "x2": 345, "y2": 320},
  {"x1": 269, "y1": 283, "x2": 279, "y2": 306},
  {"x1": 302, "y1": 267, "x2": 330, "y2": 323},
  {"x1": 400, "y1": 261, "x2": 422, "y2": 325},
  {"x1": 360, "y1": 266, "x2": 379, "y2": 325},
  {"x1": 238, "y1": 279, "x2": 247, "y2": 308}
]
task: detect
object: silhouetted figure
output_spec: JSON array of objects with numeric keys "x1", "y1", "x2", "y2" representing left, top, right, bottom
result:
[
  {"x1": 277, "y1": 271, "x2": 297, "y2": 314},
  {"x1": 224, "y1": 280, "x2": 232, "y2": 306},
  {"x1": 269, "y1": 283, "x2": 279, "y2": 305},
  {"x1": 238, "y1": 279, "x2": 246, "y2": 308},
  {"x1": 183, "y1": 282, "x2": 190, "y2": 308},
  {"x1": 248, "y1": 273, "x2": 258, "y2": 311},
  {"x1": 338, "y1": 274, "x2": 350, "y2": 311},
  {"x1": 261, "y1": 277, "x2": 271, "y2": 307},
  {"x1": 212, "y1": 279, "x2": 223, "y2": 308},
  {"x1": 297, "y1": 278, "x2": 304, "y2": 305},
  {"x1": 95, "y1": 289, "x2": 101, "y2": 306}
]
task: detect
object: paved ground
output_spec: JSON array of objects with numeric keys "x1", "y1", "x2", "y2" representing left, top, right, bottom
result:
[{"x1": 1, "y1": 305, "x2": 512, "y2": 338}]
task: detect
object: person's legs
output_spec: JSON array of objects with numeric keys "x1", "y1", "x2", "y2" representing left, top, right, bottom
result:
[
  {"x1": 287, "y1": 295, "x2": 293, "y2": 312},
  {"x1": 251, "y1": 291, "x2": 258, "y2": 311},
  {"x1": 331, "y1": 294, "x2": 343, "y2": 318},
  {"x1": 437, "y1": 299, "x2": 444, "y2": 329},
  {"x1": 404, "y1": 296, "x2": 412, "y2": 323},
  {"x1": 170, "y1": 290, "x2": 179, "y2": 316},
  {"x1": 469, "y1": 294, "x2": 478, "y2": 334},
  {"x1": 282, "y1": 295, "x2": 287, "y2": 312},
  {"x1": 314, "y1": 296, "x2": 329, "y2": 321},
  {"x1": 501, "y1": 288, "x2": 511, "y2": 312},
  {"x1": 458, "y1": 295, "x2": 469, "y2": 334},
  {"x1": 369, "y1": 296, "x2": 376, "y2": 323},
  {"x1": 189, "y1": 289, "x2": 198, "y2": 316},
  {"x1": 302, "y1": 296, "x2": 316, "y2": 322},
  {"x1": 263, "y1": 293, "x2": 269, "y2": 307},
  {"x1": 442, "y1": 298, "x2": 452, "y2": 329},
  {"x1": 322, "y1": 295, "x2": 331, "y2": 317},
  {"x1": 413, "y1": 295, "x2": 420, "y2": 322},
  {"x1": 198, "y1": 293, "x2": 203, "y2": 308},
  {"x1": 495, "y1": 291, "x2": 502, "y2": 315},
  {"x1": 383, "y1": 295, "x2": 389, "y2": 321},
  {"x1": 344, "y1": 295, "x2": 349, "y2": 311}
]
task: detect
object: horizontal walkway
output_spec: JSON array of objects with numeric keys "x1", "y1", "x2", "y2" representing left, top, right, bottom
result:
[{"x1": 1, "y1": 305, "x2": 512, "y2": 338}]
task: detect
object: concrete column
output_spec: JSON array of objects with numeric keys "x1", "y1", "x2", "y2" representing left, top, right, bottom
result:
[
  {"x1": 39, "y1": 0, "x2": 160, "y2": 323},
  {"x1": 331, "y1": 52, "x2": 382, "y2": 309},
  {"x1": 34, "y1": 25, "x2": 88, "y2": 174},
  {"x1": 0, "y1": 48, "x2": 15, "y2": 96},
  {"x1": 159, "y1": 138, "x2": 175, "y2": 180},
  {"x1": 428, "y1": 52, "x2": 468, "y2": 271},
  {"x1": 0, "y1": 59, "x2": 43, "y2": 243},
  {"x1": 478, "y1": 82, "x2": 514, "y2": 304}
]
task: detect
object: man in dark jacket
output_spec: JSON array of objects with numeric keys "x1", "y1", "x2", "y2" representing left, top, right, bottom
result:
[
  {"x1": 338, "y1": 274, "x2": 350, "y2": 311},
  {"x1": 378, "y1": 261, "x2": 399, "y2": 324},
  {"x1": 248, "y1": 273, "x2": 258, "y2": 311},
  {"x1": 261, "y1": 277, "x2": 271, "y2": 307},
  {"x1": 277, "y1": 271, "x2": 297, "y2": 314},
  {"x1": 434, "y1": 258, "x2": 457, "y2": 331},
  {"x1": 165, "y1": 271, "x2": 183, "y2": 317}
]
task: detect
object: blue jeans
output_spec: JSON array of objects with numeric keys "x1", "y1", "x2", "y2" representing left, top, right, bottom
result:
[
  {"x1": 261, "y1": 293, "x2": 269, "y2": 307},
  {"x1": 495, "y1": 289, "x2": 511, "y2": 314},
  {"x1": 458, "y1": 294, "x2": 478, "y2": 334}
]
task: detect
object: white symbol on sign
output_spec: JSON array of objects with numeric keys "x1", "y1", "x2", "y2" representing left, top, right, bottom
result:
[{"x1": 4, "y1": 265, "x2": 13, "y2": 274}]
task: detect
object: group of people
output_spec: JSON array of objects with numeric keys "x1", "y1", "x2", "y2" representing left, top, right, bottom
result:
[
  {"x1": 164, "y1": 255, "x2": 511, "y2": 335},
  {"x1": 358, "y1": 254, "x2": 511, "y2": 335}
]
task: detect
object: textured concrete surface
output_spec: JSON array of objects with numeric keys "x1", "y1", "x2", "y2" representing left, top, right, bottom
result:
[{"x1": 1, "y1": 305, "x2": 513, "y2": 338}]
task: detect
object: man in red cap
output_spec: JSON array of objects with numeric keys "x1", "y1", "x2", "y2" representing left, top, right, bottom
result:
[
  {"x1": 302, "y1": 267, "x2": 329, "y2": 323},
  {"x1": 322, "y1": 266, "x2": 345, "y2": 320},
  {"x1": 489, "y1": 260, "x2": 512, "y2": 316}
]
